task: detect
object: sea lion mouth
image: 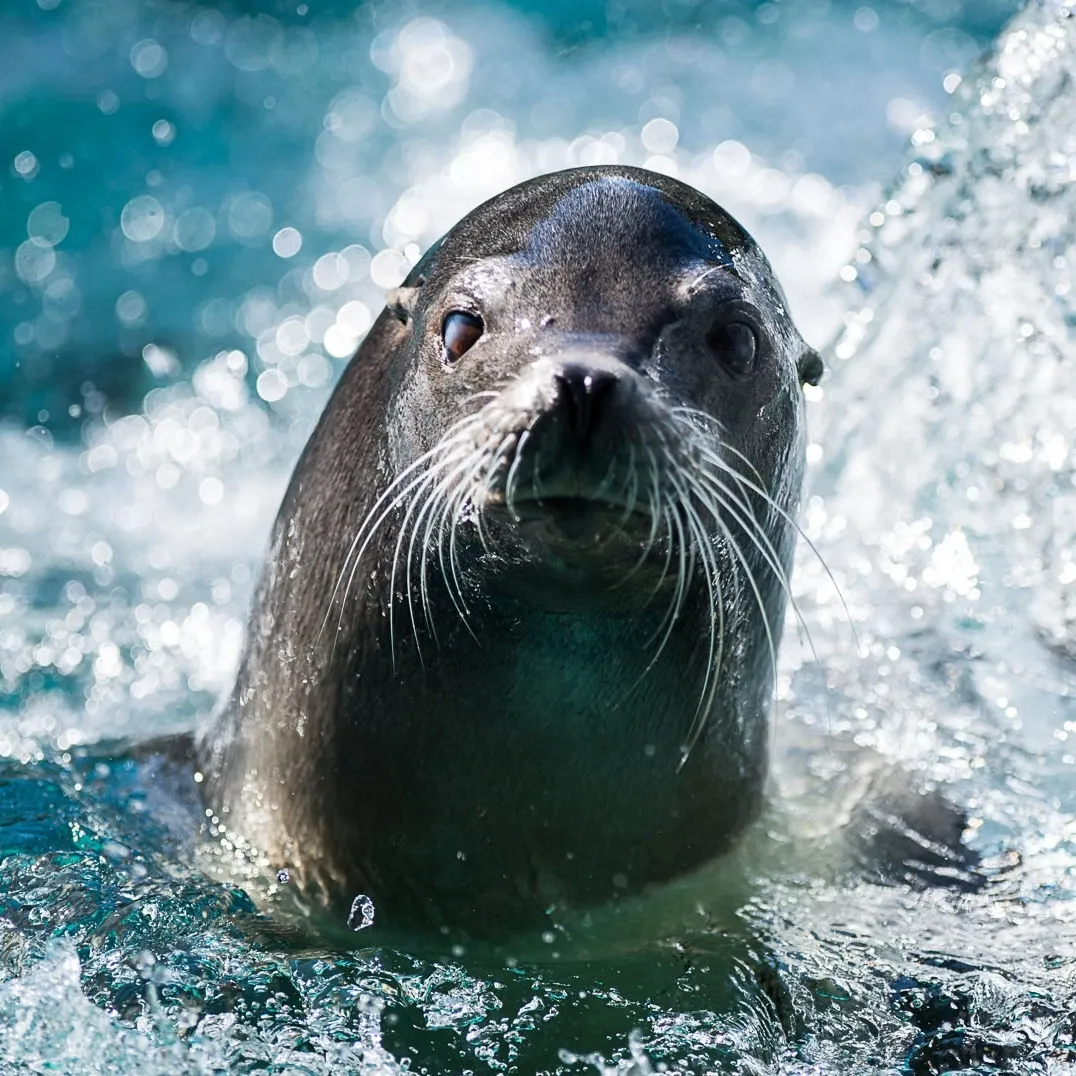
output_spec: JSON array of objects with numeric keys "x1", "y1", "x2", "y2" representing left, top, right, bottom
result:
[
  {"x1": 481, "y1": 488, "x2": 651, "y2": 521},
  {"x1": 479, "y1": 475, "x2": 659, "y2": 549}
]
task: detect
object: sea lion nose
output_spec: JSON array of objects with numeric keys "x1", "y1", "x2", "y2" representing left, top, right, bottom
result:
[{"x1": 553, "y1": 363, "x2": 619, "y2": 444}]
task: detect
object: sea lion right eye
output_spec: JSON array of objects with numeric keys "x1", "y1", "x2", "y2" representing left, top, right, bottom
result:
[{"x1": 442, "y1": 311, "x2": 484, "y2": 363}]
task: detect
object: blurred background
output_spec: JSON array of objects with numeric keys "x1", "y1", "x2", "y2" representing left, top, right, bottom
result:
[{"x1": 1, "y1": 0, "x2": 1019, "y2": 433}]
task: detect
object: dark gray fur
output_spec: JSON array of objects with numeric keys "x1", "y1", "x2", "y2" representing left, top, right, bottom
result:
[{"x1": 199, "y1": 166, "x2": 820, "y2": 935}]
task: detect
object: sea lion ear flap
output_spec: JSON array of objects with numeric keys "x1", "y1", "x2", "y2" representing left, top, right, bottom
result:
[
  {"x1": 798, "y1": 348, "x2": 824, "y2": 387},
  {"x1": 386, "y1": 280, "x2": 423, "y2": 324}
]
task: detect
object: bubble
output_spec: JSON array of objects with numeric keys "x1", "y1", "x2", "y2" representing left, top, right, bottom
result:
[
  {"x1": 312, "y1": 252, "x2": 348, "y2": 291},
  {"x1": 34, "y1": 315, "x2": 66, "y2": 350},
  {"x1": 297, "y1": 354, "x2": 332, "y2": 388},
  {"x1": 853, "y1": 6, "x2": 879, "y2": 32},
  {"x1": 14, "y1": 151, "x2": 38, "y2": 178},
  {"x1": 96, "y1": 90, "x2": 119, "y2": 115},
  {"x1": 886, "y1": 97, "x2": 929, "y2": 134},
  {"x1": 130, "y1": 39, "x2": 168, "y2": 79},
  {"x1": 323, "y1": 89, "x2": 377, "y2": 143},
  {"x1": 640, "y1": 118, "x2": 678, "y2": 154},
  {"x1": 337, "y1": 301, "x2": 372, "y2": 333},
  {"x1": 27, "y1": 202, "x2": 69, "y2": 247},
  {"x1": 227, "y1": 192, "x2": 273, "y2": 240},
  {"x1": 381, "y1": 17, "x2": 473, "y2": 123},
  {"x1": 151, "y1": 119, "x2": 175, "y2": 146},
  {"x1": 256, "y1": 369, "x2": 287, "y2": 403},
  {"x1": 275, "y1": 316, "x2": 309, "y2": 356},
  {"x1": 370, "y1": 249, "x2": 408, "y2": 289},
  {"x1": 0, "y1": 548, "x2": 31, "y2": 577},
  {"x1": 191, "y1": 9, "x2": 226, "y2": 47},
  {"x1": 58, "y1": 490, "x2": 88, "y2": 516},
  {"x1": 197, "y1": 299, "x2": 234, "y2": 338},
  {"x1": 276, "y1": 868, "x2": 290, "y2": 885},
  {"x1": 323, "y1": 324, "x2": 359, "y2": 359},
  {"x1": 115, "y1": 291, "x2": 147, "y2": 325},
  {"x1": 174, "y1": 207, "x2": 216, "y2": 252},
  {"x1": 14, "y1": 241, "x2": 56, "y2": 285},
  {"x1": 347, "y1": 893, "x2": 375, "y2": 931},
  {"x1": 199, "y1": 477, "x2": 224, "y2": 505},
  {"x1": 121, "y1": 196, "x2": 166, "y2": 242},
  {"x1": 712, "y1": 139, "x2": 752, "y2": 178},
  {"x1": 272, "y1": 227, "x2": 302, "y2": 258},
  {"x1": 141, "y1": 344, "x2": 178, "y2": 377},
  {"x1": 224, "y1": 13, "x2": 282, "y2": 73}
]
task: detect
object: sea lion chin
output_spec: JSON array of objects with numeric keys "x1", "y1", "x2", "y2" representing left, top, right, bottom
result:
[{"x1": 198, "y1": 165, "x2": 823, "y2": 937}]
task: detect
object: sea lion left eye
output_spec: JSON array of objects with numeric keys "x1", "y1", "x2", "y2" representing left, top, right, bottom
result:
[
  {"x1": 707, "y1": 319, "x2": 758, "y2": 376},
  {"x1": 442, "y1": 311, "x2": 483, "y2": 363}
]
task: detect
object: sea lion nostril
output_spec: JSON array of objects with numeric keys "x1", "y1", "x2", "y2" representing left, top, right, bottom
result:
[{"x1": 553, "y1": 364, "x2": 618, "y2": 441}]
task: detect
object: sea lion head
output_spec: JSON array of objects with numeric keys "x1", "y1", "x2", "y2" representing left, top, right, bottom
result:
[{"x1": 371, "y1": 166, "x2": 820, "y2": 621}]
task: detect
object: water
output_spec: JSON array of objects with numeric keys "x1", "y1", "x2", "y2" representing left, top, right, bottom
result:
[{"x1": 2, "y1": 0, "x2": 1075, "y2": 1071}]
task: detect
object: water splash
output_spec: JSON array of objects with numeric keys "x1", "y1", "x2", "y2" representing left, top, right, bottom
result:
[
  {"x1": 348, "y1": 894, "x2": 376, "y2": 932},
  {"x1": 3, "y1": 0, "x2": 1076, "y2": 1073}
]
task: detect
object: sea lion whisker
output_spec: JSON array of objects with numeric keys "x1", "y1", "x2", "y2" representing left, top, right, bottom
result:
[
  {"x1": 418, "y1": 437, "x2": 490, "y2": 629},
  {"x1": 619, "y1": 441, "x2": 639, "y2": 526},
  {"x1": 692, "y1": 466, "x2": 791, "y2": 600},
  {"x1": 437, "y1": 456, "x2": 487, "y2": 634},
  {"x1": 419, "y1": 460, "x2": 473, "y2": 637},
  {"x1": 647, "y1": 448, "x2": 670, "y2": 576},
  {"x1": 687, "y1": 476, "x2": 782, "y2": 730},
  {"x1": 668, "y1": 408, "x2": 853, "y2": 669},
  {"x1": 317, "y1": 445, "x2": 450, "y2": 649},
  {"x1": 320, "y1": 442, "x2": 473, "y2": 653},
  {"x1": 504, "y1": 429, "x2": 532, "y2": 521},
  {"x1": 697, "y1": 444, "x2": 860, "y2": 659},
  {"x1": 403, "y1": 455, "x2": 475, "y2": 659},
  {"x1": 609, "y1": 495, "x2": 686, "y2": 711},
  {"x1": 446, "y1": 486, "x2": 484, "y2": 634},
  {"x1": 608, "y1": 445, "x2": 654, "y2": 589},
  {"x1": 389, "y1": 451, "x2": 474, "y2": 670},
  {"x1": 695, "y1": 461, "x2": 835, "y2": 734},
  {"x1": 626, "y1": 444, "x2": 675, "y2": 608},
  {"x1": 647, "y1": 486, "x2": 693, "y2": 658},
  {"x1": 461, "y1": 391, "x2": 500, "y2": 408},
  {"x1": 592, "y1": 450, "x2": 621, "y2": 505},
  {"x1": 667, "y1": 469, "x2": 725, "y2": 766},
  {"x1": 448, "y1": 454, "x2": 489, "y2": 601}
]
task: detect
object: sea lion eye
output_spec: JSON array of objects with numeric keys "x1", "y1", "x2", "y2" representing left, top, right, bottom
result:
[
  {"x1": 442, "y1": 311, "x2": 483, "y2": 363},
  {"x1": 707, "y1": 319, "x2": 758, "y2": 376}
]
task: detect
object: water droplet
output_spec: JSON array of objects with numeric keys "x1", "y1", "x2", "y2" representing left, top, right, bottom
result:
[{"x1": 347, "y1": 893, "x2": 375, "y2": 930}]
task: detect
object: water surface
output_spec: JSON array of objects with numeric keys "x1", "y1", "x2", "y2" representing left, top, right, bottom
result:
[{"x1": 2, "y1": 0, "x2": 1075, "y2": 1072}]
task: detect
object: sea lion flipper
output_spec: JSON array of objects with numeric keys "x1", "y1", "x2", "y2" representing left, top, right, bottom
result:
[{"x1": 846, "y1": 773, "x2": 984, "y2": 893}]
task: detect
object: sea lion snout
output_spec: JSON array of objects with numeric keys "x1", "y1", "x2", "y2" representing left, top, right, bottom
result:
[
  {"x1": 478, "y1": 351, "x2": 648, "y2": 519},
  {"x1": 550, "y1": 361, "x2": 622, "y2": 447}
]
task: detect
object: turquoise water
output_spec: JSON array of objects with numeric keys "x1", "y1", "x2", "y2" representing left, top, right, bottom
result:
[{"x1": 4, "y1": 0, "x2": 1076, "y2": 1072}]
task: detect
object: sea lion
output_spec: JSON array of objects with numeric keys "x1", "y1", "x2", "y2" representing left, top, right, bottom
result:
[{"x1": 198, "y1": 165, "x2": 824, "y2": 936}]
